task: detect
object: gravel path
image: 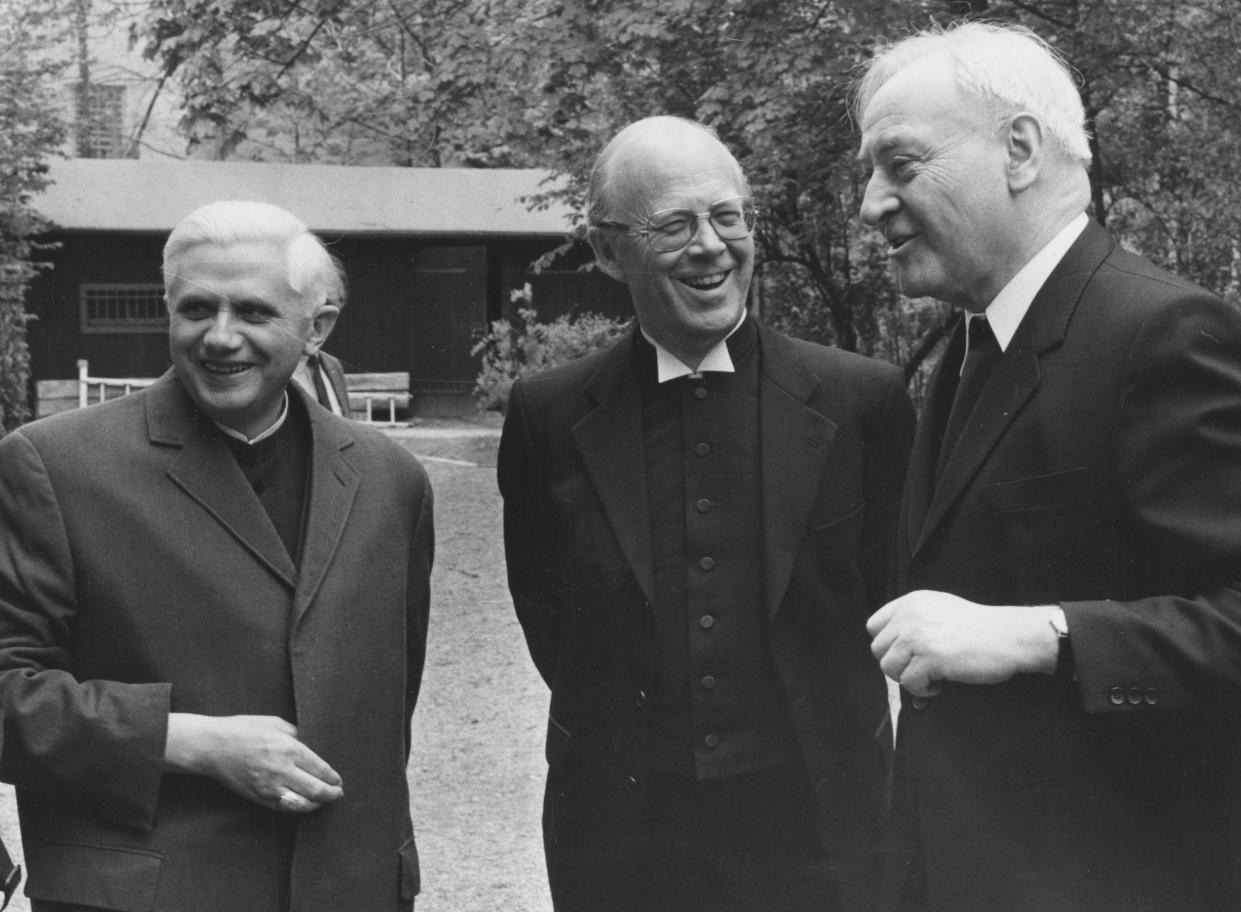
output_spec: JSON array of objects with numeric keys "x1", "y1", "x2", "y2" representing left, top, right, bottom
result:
[{"x1": 0, "y1": 426, "x2": 554, "y2": 912}]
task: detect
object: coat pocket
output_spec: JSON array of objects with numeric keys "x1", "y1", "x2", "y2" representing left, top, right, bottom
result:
[
  {"x1": 981, "y1": 466, "x2": 1089, "y2": 513},
  {"x1": 26, "y1": 842, "x2": 162, "y2": 912},
  {"x1": 398, "y1": 834, "x2": 421, "y2": 900}
]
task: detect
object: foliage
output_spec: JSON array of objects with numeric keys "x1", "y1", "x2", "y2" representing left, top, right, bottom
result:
[
  {"x1": 0, "y1": 0, "x2": 67, "y2": 433},
  {"x1": 471, "y1": 284, "x2": 631, "y2": 412},
  {"x1": 136, "y1": 0, "x2": 1241, "y2": 385}
]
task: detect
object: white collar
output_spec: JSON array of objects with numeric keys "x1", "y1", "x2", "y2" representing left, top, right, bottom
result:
[
  {"x1": 213, "y1": 392, "x2": 290, "y2": 445},
  {"x1": 985, "y1": 212, "x2": 1089, "y2": 351},
  {"x1": 643, "y1": 312, "x2": 748, "y2": 383}
]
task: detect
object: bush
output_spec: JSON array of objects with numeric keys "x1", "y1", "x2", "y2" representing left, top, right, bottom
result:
[{"x1": 472, "y1": 284, "x2": 632, "y2": 412}]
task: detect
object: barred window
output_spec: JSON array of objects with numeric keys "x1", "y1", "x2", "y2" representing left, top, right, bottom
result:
[
  {"x1": 77, "y1": 84, "x2": 130, "y2": 159},
  {"x1": 80, "y1": 285, "x2": 167, "y2": 334}
]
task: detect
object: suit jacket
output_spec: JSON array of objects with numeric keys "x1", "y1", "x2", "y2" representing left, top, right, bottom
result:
[
  {"x1": 499, "y1": 320, "x2": 914, "y2": 912},
  {"x1": 0, "y1": 373, "x2": 433, "y2": 912},
  {"x1": 318, "y1": 350, "x2": 350, "y2": 416},
  {"x1": 894, "y1": 220, "x2": 1241, "y2": 912}
]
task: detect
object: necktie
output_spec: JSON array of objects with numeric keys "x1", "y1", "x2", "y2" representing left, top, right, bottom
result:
[{"x1": 937, "y1": 315, "x2": 1001, "y2": 476}]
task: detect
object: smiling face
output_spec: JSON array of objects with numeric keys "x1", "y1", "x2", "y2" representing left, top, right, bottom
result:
[
  {"x1": 858, "y1": 54, "x2": 1021, "y2": 311},
  {"x1": 166, "y1": 240, "x2": 338, "y2": 436},
  {"x1": 590, "y1": 128, "x2": 753, "y2": 365}
]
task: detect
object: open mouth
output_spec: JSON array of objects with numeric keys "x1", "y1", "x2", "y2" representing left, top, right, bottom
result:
[
  {"x1": 888, "y1": 234, "x2": 915, "y2": 253},
  {"x1": 678, "y1": 271, "x2": 729, "y2": 291},
  {"x1": 203, "y1": 361, "x2": 252, "y2": 376}
]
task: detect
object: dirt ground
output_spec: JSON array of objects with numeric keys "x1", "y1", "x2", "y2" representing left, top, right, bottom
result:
[{"x1": 0, "y1": 420, "x2": 554, "y2": 912}]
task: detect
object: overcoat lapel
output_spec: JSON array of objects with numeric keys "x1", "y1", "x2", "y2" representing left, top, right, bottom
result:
[
  {"x1": 150, "y1": 373, "x2": 297, "y2": 587},
  {"x1": 757, "y1": 326, "x2": 836, "y2": 621},
  {"x1": 912, "y1": 221, "x2": 1117, "y2": 555},
  {"x1": 573, "y1": 333, "x2": 656, "y2": 606},
  {"x1": 292, "y1": 392, "x2": 360, "y2": 628}
]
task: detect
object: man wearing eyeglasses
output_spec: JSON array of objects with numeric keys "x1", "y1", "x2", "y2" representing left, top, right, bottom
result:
[{"x1": 498, "y1": 116, "x2": 915, "y2": 912}]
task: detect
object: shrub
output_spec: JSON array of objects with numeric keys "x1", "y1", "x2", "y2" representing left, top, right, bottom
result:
[{"x1": 472, "y1": 284, "x2": 631, "y2": 412}]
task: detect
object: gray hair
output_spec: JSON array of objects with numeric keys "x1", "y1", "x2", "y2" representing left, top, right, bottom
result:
[
  {"x1": 585, "y1": 116, "x2": 750, "y2": 224},
  {"x1": 163, "y1": 200, "x2": 346, "y2": 308},
  {"x1": 852, "y1": 21, "x2": 1091, "y2": 167}
]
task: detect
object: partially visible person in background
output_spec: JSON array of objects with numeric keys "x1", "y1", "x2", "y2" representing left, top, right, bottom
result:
[{"x1": 0, "y1": 200, "x2": 433, "y2": 911}]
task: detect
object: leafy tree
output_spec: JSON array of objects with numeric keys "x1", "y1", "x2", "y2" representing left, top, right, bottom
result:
[{"x1": 0, "y1": 0, "x2": 67, "y2": 433}]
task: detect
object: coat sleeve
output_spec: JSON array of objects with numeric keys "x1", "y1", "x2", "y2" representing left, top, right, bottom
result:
[
  {"x1": 862, "y1": 365, "x2": 916, "y2": 612},
  {"x1": 497, "y1": 380, "x2": 562, "y2": 686},
  {"x1": 404, "y1": 461, "x2": 434, "y2": 754},
  {"x1": 0, "y1": 430, "x2": 170, "y2": 830},
  {"x1": 1062, "y1": 293, "x2": 1241, "y2": 713}
]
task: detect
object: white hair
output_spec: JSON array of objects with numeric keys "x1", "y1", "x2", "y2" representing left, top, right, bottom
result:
[
  {"x1": 853, "y1": 20, "x2": 1091, "y2": 167},
  {"x1": 163, "y1": 200, "x2": 345, "y2": 308}
]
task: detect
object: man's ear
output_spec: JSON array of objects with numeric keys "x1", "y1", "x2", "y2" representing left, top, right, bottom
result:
[
  {"x1": 588, "y1": 226, "x2": 627, "y2": 283},
  {"x1": 304, "y1": 303, "x2": 341, "y2": 355},
  {"x1": 1006, "y1": 113, "x2": 1044, "y2": 193}
]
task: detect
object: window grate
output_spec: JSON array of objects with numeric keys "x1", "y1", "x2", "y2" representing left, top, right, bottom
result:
[{"x1": 80, "y1": 284, "x2": 167, "y2": 334}]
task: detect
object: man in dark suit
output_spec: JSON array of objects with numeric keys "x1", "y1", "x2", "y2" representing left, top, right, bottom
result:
[
  {"x1": 296, "y1": 350, "x2": 350, "y2": 416},
  {"x1": 499, "y1": 116, "x2": 914, "y2": 912},
  {"x1": 858, "y1": 22, "x2": 1241, "y2": 912},
  {"x1": 0, "y1": 201, "x2": 433, "y2": 911}
]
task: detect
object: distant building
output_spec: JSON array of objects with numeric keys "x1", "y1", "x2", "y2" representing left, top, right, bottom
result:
[{"x1": 28, "y1": 158, "x2": 629, "y2": 416}]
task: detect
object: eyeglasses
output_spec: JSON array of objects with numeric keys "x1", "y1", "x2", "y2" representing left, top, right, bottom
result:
[{"x1": 595, "y1": 197, "x2": 759, "y2": 253}]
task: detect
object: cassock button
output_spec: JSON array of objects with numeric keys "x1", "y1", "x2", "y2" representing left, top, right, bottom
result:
[
  {"x1": 699, "y1": 556, "x2": 715, "y2": 571},
  {"x1": 1144, "y1": 688, "x2": 1160, "y2": 706},
  {"x1": 693, "y1": 386, "x2": 708, "y2": 400},
  {"x1": 699, "y1": 614, "x2": 715, "y2": 630},
  {"x1": 910, "y1": 696, "x2": 929, "y2": 711},
  {"x1": 1108, "y1": 686, "x2": 1126, "y2": 706},
  {"x1": 704, "y1": 734, "x2": 720, "y2": 749},
  {"x1": 1127, "y1": 687, "x2": 1144, "y2": 706},
  {"x1": 695, "y1": 442, "x2": 711, "y2": 457},
  {"x1": 701, "y1": 675, "x2": 718, "y2": 691},
  {"x1": 696, "y1": 498, "x2": 712, "y2": 513}
]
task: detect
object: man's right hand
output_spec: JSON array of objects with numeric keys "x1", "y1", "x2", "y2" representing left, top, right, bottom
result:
[{"x1": 164, "y1": 713, "x2": 344, "y2": 813}]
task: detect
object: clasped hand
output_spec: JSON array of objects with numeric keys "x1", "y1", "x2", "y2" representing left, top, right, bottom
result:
[
  {"x1": 866, "y1": 591, "x2": 1060, "y2": 698},
  {"x1": 165, "y1": 713, "x2": 344, "y2": 813}
]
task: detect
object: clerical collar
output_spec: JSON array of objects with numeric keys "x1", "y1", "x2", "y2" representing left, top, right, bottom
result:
[
  {"x1": 213, "y1": 392, "x2": 290, "y2": 445},
  {"x1": 642, "y1": 311, "x2": 749, "y2": 383},
  {"x1": 984, "y1": 212, "x2": 1089, "y2": 351}
]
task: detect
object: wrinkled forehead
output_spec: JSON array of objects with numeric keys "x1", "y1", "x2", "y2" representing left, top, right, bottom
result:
[{"x1": 857, "y1": 54, "x2": 979, "y2": 159}]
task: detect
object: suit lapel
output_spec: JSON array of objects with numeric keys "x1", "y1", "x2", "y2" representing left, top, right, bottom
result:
[
  {"x1": 757, "y1": 326, "x2": 836, "y2": 622},
  {"x1": 292, "y1": 390, "x2": 361, "y2": 627},
  {"x1": 573, "y1": 333, "x2": 657, "y2": 606},
  {"x1": 152, "y1": 374, "x2": 298, "y2": 587},
  {"x1": 912, "y1": 221, "x2": 1117, "y2": 555}
]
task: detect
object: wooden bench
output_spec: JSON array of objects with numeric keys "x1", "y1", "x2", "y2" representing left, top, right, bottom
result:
[
  {"x1": 36, "y1": 360, "x2": 155, "y2": 418},
  {"x1": 35, "y1": 361, "x2": 412, "y2": 427},
  {"x1": 345, "y1": 372, "x2": 411, "y2": 427}
]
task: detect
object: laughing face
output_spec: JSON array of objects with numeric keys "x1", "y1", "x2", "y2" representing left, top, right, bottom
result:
[
  {"x1": 591, "y1": 129, "x2": 754, "y2": 366},
  {"x1": 858, "y1": 54, "x2": 1016, "y2": 311},
  {"x1": 166, "y1": 240, "x2": 337, "y2": 437}
]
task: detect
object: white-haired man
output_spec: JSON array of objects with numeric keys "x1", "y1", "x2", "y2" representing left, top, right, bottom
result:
[
  {"x1": 0, "y1": 201, "x2": 433, "y2": 911},
  {"x1": 858, "y1": 21, "x2": 1241, "y2": 912}
]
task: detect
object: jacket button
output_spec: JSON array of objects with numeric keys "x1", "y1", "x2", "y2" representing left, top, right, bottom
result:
[
  {"x1": 1144, "y1": 688, "x2": 1160, "y2": 706},
  {"x1": 1127, "y1": 687, "x2": 1144, "y2": 706},
  {"x1": 701, "y1": 675, "x2": 718, "y2": 691},
  {"x1": 696, "y1": 498, "x2": 712, "y2": 513},
  {"x1": 695, "y1": 442, "x2": 710, "y2": 457},
  {"x1": 704, "y1": 733, "x2": 720, "y2": 749},
  {"x1": 635, "y1": 690, "x2": 647, "y2": 707},
  {"x1": 624, "y1": 775, "x2": 639, "y2": 793},
  {"x1": 698, "y1": 614, "x2": 715, "y2": 630},
  {"x1": 693, "y1": 386, "x2": 708, "y2": 400},
  {"x1": 1108, "y1": 686, "x2": 1126, "y2": 706},
  {"x1": 699, "y1": 556, "x2": 715, "y2": 571},
  {"x1": 911, "y1": 696, "x2": 929, "y2": 711}
]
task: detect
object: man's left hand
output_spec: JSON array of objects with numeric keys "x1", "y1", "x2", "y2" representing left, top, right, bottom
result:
[{"x1": 866, "y1": 591, "x2": 1061, "y2": 697}]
